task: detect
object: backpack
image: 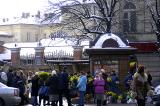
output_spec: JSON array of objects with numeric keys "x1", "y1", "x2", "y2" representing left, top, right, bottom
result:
[{"x1": 38, "y1": 86, "x2": 49, "y2": 96}]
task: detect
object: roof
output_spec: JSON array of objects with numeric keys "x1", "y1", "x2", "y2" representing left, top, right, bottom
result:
[
  {"x1": 0, "y1": 17, "x2": 42, "y2": 25},
  {"x1": 46, "y1": 60, "x2": 89, "y2": 63},
  {"x1": 129, "y1": 42, "x2": 159, "y2": 52},
  {"x1": 85, "y1": 48, "x2": 137, "y2": 55},
  {"x1": 92, "y1": 33, "x2": 129, "y2": 48}
]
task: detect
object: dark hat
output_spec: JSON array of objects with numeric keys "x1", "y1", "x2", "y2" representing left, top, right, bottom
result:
[{"x1": 138, "y1": 65, "x2": 145, "y2": 73}]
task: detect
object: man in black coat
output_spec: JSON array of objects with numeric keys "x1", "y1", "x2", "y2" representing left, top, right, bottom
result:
[
  {"x1": 58, "y1": 67, "x2": 72, "y2": 106},
  {"x1": 31, "y1": 72, "x2": 39, "y2": 106},
  {"x1": 7, "y1": 69, "x2": 14, "y2": 87},
  {"x1": 47, "y1": 70, "x2": 59, "y2": 106}
]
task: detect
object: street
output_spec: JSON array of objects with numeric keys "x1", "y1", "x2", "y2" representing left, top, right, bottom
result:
[
  {"x1": 24, "y1": 99, "x2": 154, "y2": 106},
  {"x1": 24, "y1": 104, "x2": 154, "y2": 106}
]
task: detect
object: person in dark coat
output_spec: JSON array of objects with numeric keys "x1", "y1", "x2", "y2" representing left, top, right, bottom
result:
[
  {"x1": 146, "y1": 70, "x2": 152, "y2": 86},
  {"x1": 15, "y1": 70, "x2": 26, "y2": 105},
  {"x1": 124, "y1": 63, "x2": 136, "y2": 91},
  {"x1": 7, "y1": 68, "x2": 14, "y2": 87},
  {"x1": 110, "y1": 71, "x2": 119, "y2": 94},
  {"x1": 38, "y1": 77, "x2": 49, "y2": 106},
  {"x1": 58, "y1": 67, "x2": 72, "y2": 106},
  {"x1": 31, "y1": 72, "x2": 39, "y2": 106},
  {"x1": 47, "y1": 70, "x2": 59, "y2": 106}
]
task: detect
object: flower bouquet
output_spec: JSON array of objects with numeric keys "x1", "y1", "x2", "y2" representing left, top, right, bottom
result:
[
  {"x1": 106, "y1": 91, "x2": 118, "y2": 103},
  {"x1": 117, "y1": 95, "x2": 123, "y2": 103},
  {"x1": 107, "y1": 77, "x2": 112, "y2": 82}
]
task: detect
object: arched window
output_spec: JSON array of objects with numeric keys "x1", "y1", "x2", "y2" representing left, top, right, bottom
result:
[
  {"x1": 102, "y1": 39, "x2": 119, "y2": 48},
  {"x1": 123, "y1": 2, "x2": 136, "y2": 32}
]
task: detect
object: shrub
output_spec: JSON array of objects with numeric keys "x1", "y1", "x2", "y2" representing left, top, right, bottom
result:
[{"x1": 38, "y1": 71, "x2": 50, "y2": 81}]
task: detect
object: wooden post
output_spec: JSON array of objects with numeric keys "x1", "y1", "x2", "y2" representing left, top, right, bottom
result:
[{"x1": 118, "y1": 56, "x2": 129, "y2": 91}]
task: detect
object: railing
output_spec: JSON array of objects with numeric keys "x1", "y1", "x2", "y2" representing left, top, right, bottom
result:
[
  {"x1": 45, "y1": 51, "x2": 73, "y2": 60},
  {"x1": 19, "y1": 52, "x2": 88, "y2": 65},
  {"x1": 20, "y1": 54, "x2": 35, "y2": 65}
]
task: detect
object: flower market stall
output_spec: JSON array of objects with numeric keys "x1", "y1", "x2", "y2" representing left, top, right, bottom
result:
[{"x1": 85, "y1": 33, "x2": 137, "y2": 91}]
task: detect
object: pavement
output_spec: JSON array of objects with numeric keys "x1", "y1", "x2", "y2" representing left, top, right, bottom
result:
[
  {"x1": 24, "y1": 104, "x2": 154, "y2": 106},
  {"x1": 24, "y1": 99, "x2": 154, "y2": 106},
  {"x1": 24, "y1": 97, "x2": 154, "y2": 106}
]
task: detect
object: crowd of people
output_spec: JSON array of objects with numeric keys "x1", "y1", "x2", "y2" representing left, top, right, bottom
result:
[
  {"x1": 0, "y1": 63, "x2": 155, "y2": 106},
  {"x1": 124, "y1": 64, "x2": 154, "y2": 106},
  {"x1": 0, "y1": 66, "x2": 88, "y2": 106},
  {"x1": 0, "y1": 68, "x2": 29, "y2": 105}
]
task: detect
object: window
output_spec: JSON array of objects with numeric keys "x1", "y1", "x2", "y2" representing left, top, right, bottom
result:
[
  {"x1": 102, "y1": 39, "x2": 119, "y2": 48},
  {"x1": 123, "y1": 2, "x2": 136, "y2": 32},
  {"x1": 27, "y1": 32, "x2": 31, "y2": 41},
  {"x1": 35, "y1": 34, "x2": 38, "y2": 41},
  {"x1": 44, "y1": 33, "x2": 46, "y2": 38}
]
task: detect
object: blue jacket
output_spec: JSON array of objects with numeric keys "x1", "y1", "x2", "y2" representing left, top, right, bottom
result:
[{"x1": 77, "y1": 75, "x2": 87, "y2": 91}]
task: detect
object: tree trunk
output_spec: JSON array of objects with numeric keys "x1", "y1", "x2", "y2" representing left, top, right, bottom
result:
[{"x1": 107, "y1": 22, "x2": 112, "y2": 33}]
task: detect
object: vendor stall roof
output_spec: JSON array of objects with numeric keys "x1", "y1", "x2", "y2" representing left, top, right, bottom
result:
[{"x1": 92, "y1": 33, "x2": 129, "y2": 48}]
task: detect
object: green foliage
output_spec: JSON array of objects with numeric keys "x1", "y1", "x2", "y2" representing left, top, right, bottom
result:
[{"x1": 38, "y1": 71, "x2": 50, "y2": 81}]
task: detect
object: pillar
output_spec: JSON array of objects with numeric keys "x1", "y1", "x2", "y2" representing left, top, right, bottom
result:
[
  {"x1": 73, "y1": 46, "x2": 83, "y2": 60},
  {"x1": 90, "y1": 58, "x2": 94, "y2": 75},
  {"x1": 10, "y1": 48, "x2": 20, "y2": 66},
  {"x1": 34, "y1": 47, "x2": 44, "y2": 65},
  {"x1": 118, "y1": 55, "x2": 130, "y2": 90}
]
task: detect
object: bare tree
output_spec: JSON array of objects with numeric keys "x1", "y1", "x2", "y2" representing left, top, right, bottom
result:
[
  {"x1": 146, "y1": 0, "x2": 160, "y2": 43},
  {"x1": 43, "y1": 0, "x2": 119, "y2": 39}
]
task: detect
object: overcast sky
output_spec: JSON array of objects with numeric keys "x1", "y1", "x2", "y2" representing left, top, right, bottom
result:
[
  {"x1": 0, "y1": 0, "x2": 49, "y2": 18},
  {"x1": 0, "y1": 0, "x2": 92, "y2": 18}
]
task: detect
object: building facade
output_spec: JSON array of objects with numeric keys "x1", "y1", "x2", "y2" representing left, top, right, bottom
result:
[
  {"x1": 118, "y1": 0, "x2": 158, "y2": 42},
  {"x1": 0, "y1": 24, "x2": 56, "y2": 42},
  {"x1": 0, "y1": 0, "x2": 159, "y2": 43}
]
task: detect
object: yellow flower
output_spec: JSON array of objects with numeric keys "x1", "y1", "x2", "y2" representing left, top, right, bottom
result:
[
  {"x1": 106, "y1": 91, "x2": 113, "y2": 96},
  {"x1": 118, "y1": 95, "x2": 123, "y2": 100},
  {"x1": 106, "y1": 91, "x2": 117, "y2": 98},
  {"x1": 107, "y1": 77, "x2": 112, "y2": 82},
  {"x1": 69, "y1": 75, "x2": 79, "y2": 82},
  {"x1": 88, "y1": 77, "x2": 93, "y2": 83},
  {"x1": 112, "y1": 92, "x2": 117, "y2": 98}
]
